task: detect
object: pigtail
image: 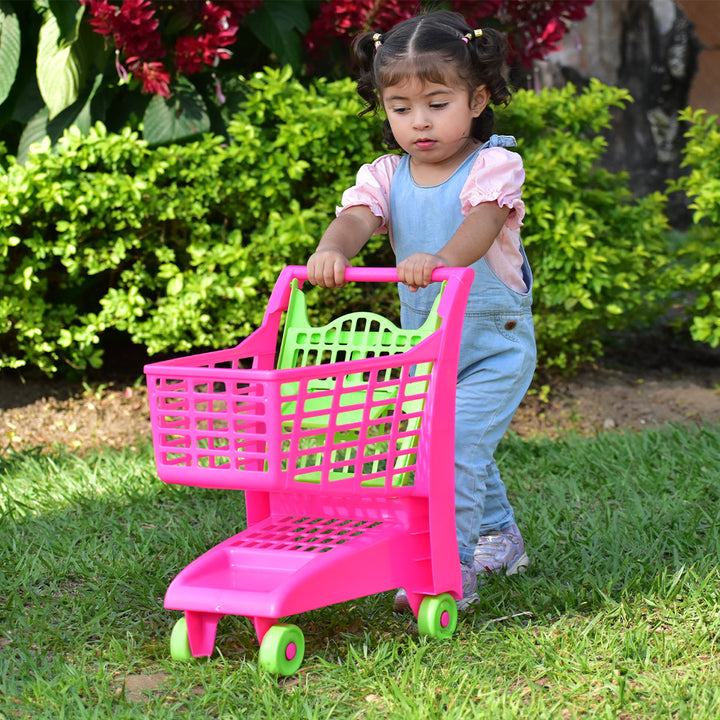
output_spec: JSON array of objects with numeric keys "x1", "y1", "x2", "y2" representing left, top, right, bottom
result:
[
  {"x1": 466, "y1": 27, "x2": 511, "y2": 141},
  {"x1": 353, "y1": 29, "x2": 401, "y2": 149},
  {"x1": 353, "y1": 31, "x2": 382, "y2": 118},
  {"x1": 468, "y1": 28, "x2": 511, "y2": 107}
]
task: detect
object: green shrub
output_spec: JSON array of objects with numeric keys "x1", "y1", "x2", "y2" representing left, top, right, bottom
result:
[
  {"x1": 0, "y1": 68, "x2": 387, "y2": 374},
  {"x1": 497, "y1": 80, "x2": 672, "y2": 372},
  {"x1": 0, "y1": 72, "x2": 674, "y2": 376},
  {"x1": 668, "y1": 108, "x2": 720, "y2": 348}
]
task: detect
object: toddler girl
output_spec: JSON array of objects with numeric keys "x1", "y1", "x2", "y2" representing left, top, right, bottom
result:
[{"x1": 307, "y1": 10, "x2": 536, "y2": 610}]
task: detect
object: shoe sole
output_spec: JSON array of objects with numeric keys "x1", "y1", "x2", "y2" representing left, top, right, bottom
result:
[
  {"x1": 507, "y1": 552, "x2": 530, "y2": 575},
  {"x1": 393, "y1": 592, "x2": 411, "y2": 614},
  {"x1": 456, "y1": 591, "x2": 479, "y2": 612},
  {"x1": 474, "y1": 551, "x2": 530, "y2": 577}
]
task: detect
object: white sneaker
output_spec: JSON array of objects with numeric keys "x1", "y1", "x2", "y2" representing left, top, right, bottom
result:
[{"x1": 473, "y1": 523, "x2": 529, "y2": 577}]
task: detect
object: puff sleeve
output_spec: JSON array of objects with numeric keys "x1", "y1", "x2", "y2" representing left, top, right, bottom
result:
[
  {"x1": 336, "y1": 154, "x2": 401, "y2": 234},
  {"x1": 459, "y1": 147, "x2": 525, "y2": 230}
]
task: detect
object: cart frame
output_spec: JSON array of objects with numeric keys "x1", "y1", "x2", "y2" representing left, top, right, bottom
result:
[{"x1": 145, "y1": 266, "x2": 473, "y2": 673}]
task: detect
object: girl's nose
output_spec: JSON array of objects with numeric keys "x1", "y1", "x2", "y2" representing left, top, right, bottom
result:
[{"x1": 412, "y1": 110, "x2": 430, "y2": 129}]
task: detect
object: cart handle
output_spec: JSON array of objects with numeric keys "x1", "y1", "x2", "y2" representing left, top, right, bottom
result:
[
  {"x1": 282, "y1": 265, "x2": 474, "y2": 285},
  {"x1": 265, "y1": 265, "x2": 474, "y2": 320}
]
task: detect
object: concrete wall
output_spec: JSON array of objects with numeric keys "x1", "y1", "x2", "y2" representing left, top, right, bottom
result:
[{"x1": 533, "y1": 0, "x2": 705, "y2": 222}]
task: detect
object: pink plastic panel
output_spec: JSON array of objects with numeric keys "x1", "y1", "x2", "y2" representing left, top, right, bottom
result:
[
  {"x1": 146, "y1": 267, "x2": 472, "y2": 498},
  {"x1": 164, "y1": 509, "x2": 413, "y2": 620},
  {"x1": 146, "y1": 347, "x2": 435, "y2": 494}
]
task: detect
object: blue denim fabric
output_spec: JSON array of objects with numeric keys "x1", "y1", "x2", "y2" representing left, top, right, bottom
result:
[
  {"x1": 401, "y1": 257, "x2": 536, "y2": 563},
  {"x1": 390, "y1": 136, "x2": 536, "y2": 564}
]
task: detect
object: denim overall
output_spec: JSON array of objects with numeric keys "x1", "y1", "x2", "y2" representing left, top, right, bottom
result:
[{"x1": 390, "y1": 136, "x2": 537, "y2": 564}]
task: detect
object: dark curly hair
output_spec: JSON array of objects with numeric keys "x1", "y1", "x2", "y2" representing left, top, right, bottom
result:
[{"x1": 353, "y1": 10, "x2": 511, "y2": 150}]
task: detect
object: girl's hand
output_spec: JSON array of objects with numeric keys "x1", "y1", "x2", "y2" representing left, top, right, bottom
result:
[
  {"x1": 307, "y1": 248, "x2": 351, "y2": 288},
  {"x1": 397, "y1": 252, "x2": 446, "y2": 292},
  {"x1": 307, "y1": 207, "x2": 381, "y2": 287}
]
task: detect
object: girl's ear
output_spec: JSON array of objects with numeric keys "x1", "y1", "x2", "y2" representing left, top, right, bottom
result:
[{"x1": 471, "y1": 86, "x2": 490, "y2": 117}]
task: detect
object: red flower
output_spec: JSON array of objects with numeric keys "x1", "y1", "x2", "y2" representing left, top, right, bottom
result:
[
  {"x1": 173, "y1": 4, "x2": 239, "y2": 74},
  {"x1": 305, "y1": 0, "x2": 594, "y2": 68},
  {"x1": 128, "y1": 60, "x2": 172, "y2": 97},
  {"x1": 305, "y1": 0, "x2": 417, "y2": 55},
  {"x1": 84, "y1": 0, "x2": 164, "y2": 60},
  {"x1": 563, "y1": 0, "x2": 594, "y2": 21},
  {"x1": 201, "y1": 4, "x2": 239, "y2": 47},
  {"x1": 114, "y1": 0, "x2": 164, "y2": 59},
  {"x1": 449, "y1": 0, "x2": 503, "y2": 27},
  {"x1": 84, "y1": 0, "x2": 118, "y2": 37},
  {"x1": 84, "y1": 0, "x2": 244, "y2": 95},
  {"x1": 196, "y1": 4, "x2": 239, "y2": 66},
  {"x1": 499, "y1": 0, "x2": 594, "y2": 67},
  {"x1": 372, "y1": 0, "x2": 419, "y2": 34},
  {"x1": 540, "y1": 18, "x2": 565, "y2": 46},
  {"x1": 174, "y1": 35, "x2": 206, "y2": 75}
]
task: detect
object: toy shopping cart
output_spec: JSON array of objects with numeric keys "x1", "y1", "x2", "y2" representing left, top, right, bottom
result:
[{"x1": 144, "y1": 266, "x2": 473, "y2": 674}]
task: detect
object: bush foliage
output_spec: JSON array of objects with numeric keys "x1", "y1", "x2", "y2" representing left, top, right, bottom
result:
[
  {"x1": 0, "y1": 70, "x2": 701, "y2": 376},
  {"x1": 0, "y1": 67, "x2": 388, "y2": 374},
  {"x1": 668, "y1": 108, "x2": 720, "y2": 348},
  {"x1": 499, "y1": 80, "x2": 671, "y2": 370}
]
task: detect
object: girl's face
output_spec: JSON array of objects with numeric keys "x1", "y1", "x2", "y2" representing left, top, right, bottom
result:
[{"x1": 381, "y1": 75, "x2": 488, "y2": 183}]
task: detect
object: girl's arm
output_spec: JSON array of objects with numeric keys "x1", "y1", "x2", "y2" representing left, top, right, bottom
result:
[
  {"x1": 307, "y1": 206, "x2": 382, "y2": 287},
  {"x1": 397, "y1": 201, "x2": 510, "y2": 292}
]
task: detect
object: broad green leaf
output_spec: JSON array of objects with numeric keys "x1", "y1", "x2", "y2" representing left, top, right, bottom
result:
[
  {"x1": 48, "y1": 0, "x2": 84, "y2": 45},
  {"x1": 142, "y1": 81, "x2": 210, "y2": 145},
  {"x1": 72, "y1": 72, "x2": 104, "y2": 135},
  {"x1": 37, "y1": 11, "x2": 85, "y2": 119},
  {"x1": 16, "y1": 73, "x2": 104, "y2": 162},
  {"x1": 0, "y1": 0, "x2": 21, "y2": 106},
  {"x1": 245, "y1": 1, "x2": 309, "y2": 71},
  {"x1": 17, "y1": 106, "x2": 50, "y2": 163}
]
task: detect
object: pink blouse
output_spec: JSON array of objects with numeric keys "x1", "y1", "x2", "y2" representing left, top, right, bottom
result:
[{"x1": 337, "y1": 147, "x2": 528, "y2": 293}]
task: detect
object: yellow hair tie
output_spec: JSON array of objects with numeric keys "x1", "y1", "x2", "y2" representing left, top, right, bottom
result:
[
  {"x1": 462, "y1": 29, "x2": 483, "y2": 44},
  {"x1": 372, "y1": 32, "x2": 383, "y2": 49}
]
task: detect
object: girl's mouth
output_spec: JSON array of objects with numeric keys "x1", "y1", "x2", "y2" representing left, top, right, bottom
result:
[{"x1": 415, "y1": 139, "x2": 436, "y2": 149}]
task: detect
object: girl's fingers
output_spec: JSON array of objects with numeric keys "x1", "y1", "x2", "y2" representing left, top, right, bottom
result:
[
  {"x1": 308, "y1": 251, "x2": 348, "y2": 287},
  {"x1": 398, "y1": 253, "x2": 442, "y2": 290}
]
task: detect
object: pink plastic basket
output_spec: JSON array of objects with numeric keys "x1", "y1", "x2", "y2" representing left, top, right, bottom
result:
[{"x1": 145, "y1": 266, "x2": 473, "y2": 674}]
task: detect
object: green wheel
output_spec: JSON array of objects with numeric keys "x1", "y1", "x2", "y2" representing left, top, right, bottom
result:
[
  {"x1": 258, "y1": 624, "x2": 305, "y2": 675},
  {"x1": 417, "y1": 593, "x2": 458, "y2": 639},
  {"x1": 170, "y1": 616, "x2": 194, "y2": 661}
]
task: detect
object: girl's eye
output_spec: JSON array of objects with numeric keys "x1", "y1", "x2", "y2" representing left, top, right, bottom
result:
[
  {"x1": 430, "y1": 102, "x2": 449, "y2": 110},
  {"x1": 391, "y1": 106, "x2": 409, "y2": 114}
]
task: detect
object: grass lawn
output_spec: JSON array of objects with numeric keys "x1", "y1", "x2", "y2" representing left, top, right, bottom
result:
[{"x1": 1, "y1": 423, "x2": 719, "y2": 719}]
